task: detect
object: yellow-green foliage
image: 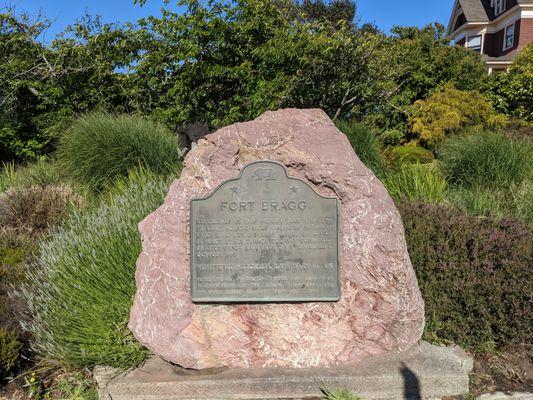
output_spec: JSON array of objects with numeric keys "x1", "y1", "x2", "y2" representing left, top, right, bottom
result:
[
  {"x1": 409, "y1": 85, "x2": 506, "y2": 149},
  {"x1": 385, "y1": 145, "x2": 434, "y2": 165}
]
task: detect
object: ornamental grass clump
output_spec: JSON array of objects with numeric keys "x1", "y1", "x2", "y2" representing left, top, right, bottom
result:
[
  {"x1": 384, "y1": 163, "x2": 447, "y2": 204},
  {"x1": 58, "y1": 113, "x2": 181, "y2": 191},
  {"x1": 438, "y1": 131, "x2": 532, "y2": 189},
  {"x1": 19, "y1": 169, "x2": 171, "y2": 368},
  {"x1": 448, "y1": 181, "x2": 533, "y2": 226}
]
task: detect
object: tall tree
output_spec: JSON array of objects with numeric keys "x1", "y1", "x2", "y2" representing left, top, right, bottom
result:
[{"x1": 367, "y1": 23, "x2": 487, "y2": 129}]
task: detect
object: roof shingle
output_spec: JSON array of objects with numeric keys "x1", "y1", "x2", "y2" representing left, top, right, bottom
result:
[{"x1": 458, "y1": 0, "x2": 492, "y2": 22}]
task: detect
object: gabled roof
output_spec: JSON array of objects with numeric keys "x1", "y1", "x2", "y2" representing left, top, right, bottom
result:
[{"x1": 458, "y1": 0, "x2": 492, "y2": 22}]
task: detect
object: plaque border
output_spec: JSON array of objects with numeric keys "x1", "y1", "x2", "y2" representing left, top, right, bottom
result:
[{"x1": 189, "y1": 160, "x2": 340, "y2": 303}]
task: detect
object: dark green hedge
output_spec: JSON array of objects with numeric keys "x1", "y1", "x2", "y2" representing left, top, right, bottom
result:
[{"x1": 399, "y1": 202, "x2": 533, "y2": 352}]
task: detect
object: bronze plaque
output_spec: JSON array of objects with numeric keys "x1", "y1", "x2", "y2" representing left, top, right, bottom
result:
[{"x1": 190, "y1": 161, "x2": 339, "y2": 302}]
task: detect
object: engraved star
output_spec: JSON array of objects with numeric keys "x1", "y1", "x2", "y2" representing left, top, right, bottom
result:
[
  {"x1": 230, "y1": 185, "x2": 239, "y2": 195},
  {"x1": 289, "y1": 185, "x2": 298, "y2": 194}
]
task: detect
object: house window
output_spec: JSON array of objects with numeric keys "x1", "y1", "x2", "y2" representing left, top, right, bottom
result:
[
  {"x1": 491, "y1": 0, "x2": 506, "y2": 16},
  {"x1": 467, "y1": 35, "x2": 482, "y2": 53},
  {"x1": 503, "y1": 23, "x2": 515, "y2": 50}
]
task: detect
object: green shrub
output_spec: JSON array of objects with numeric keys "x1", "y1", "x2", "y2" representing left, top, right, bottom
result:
[
  {"x1": 380, "y1": 129, "x2": 405, "y2": 146},
  {"x1": 409, "y1": 85, "x2": 507, "y2": 150},
  {"x1": 58, "y1": 113, "x2": 182, "y2": 191},
  {"x1": 484, "y1": 43, "x2": 533, "y2": 121},
  {"x1": 385, "y1": 145, "x2": 434, "y2": 165},
  {"x1": 335, "y1": 120, "x2": 385, "y2": 177},
  {"x1": 19, "y1": 169, "x2": 170, "y2": 368},
  {"x1": 399, "y1": 202, "x2": 533, "y2": 351},
  {"x1": 0, "y1": 327, "x2": 23, "y2": 381},
  {"x1": 384, "y1": 163, "x2": 446, "y2": 204},
  {"x1": 438, "y1": 131, "x2": 532, "y2": 189}
]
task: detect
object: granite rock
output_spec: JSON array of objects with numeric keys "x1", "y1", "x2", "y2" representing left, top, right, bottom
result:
[{"x1": 128, "y1": 108, "x2": 425, "y2": 369}]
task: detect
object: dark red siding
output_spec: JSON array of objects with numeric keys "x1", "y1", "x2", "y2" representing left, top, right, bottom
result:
[
  {"x1": 484, "y1": 20, "x2": 520, "y2": 57},
  {"x1": 518, "y1": 18, "x2": 533, "y2": 51}
]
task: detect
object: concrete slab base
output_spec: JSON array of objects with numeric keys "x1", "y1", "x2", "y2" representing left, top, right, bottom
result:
[{"x1": 94, "y1": 341, "x2": 473, "y2": 400}]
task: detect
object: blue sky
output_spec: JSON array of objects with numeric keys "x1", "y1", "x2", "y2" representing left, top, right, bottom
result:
[{"x1": 4, "y1": 0, "x2": 453, "y2": 41}]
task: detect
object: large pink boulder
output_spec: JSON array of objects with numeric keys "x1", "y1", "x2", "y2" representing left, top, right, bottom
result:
[{"x1": 128, "y1": 108, "x2": 424, "y2": 369}]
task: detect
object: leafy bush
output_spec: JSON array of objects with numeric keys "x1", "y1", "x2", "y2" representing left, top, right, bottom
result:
[
  {"x1": 0, "y1": 327, "x2": 23, "y2": 381},
  {"x1": 365, "y1": 24, "x2": 487, "y2": 130},
  {"x1": 0, "y1": 185, "x2": 83, "y2": 235},
  {"x1": 335, "y1": 120, "x2": 385, "y2": 177},
  {"x1": 380, "y1": 128, "x2": 405, "y2": 146},
  {"x1": 438, "y1": 131, "x2": 532, "y2": 189},
  {"x1": 385, "y1": 145, "x2": 434, "y2": 165},
  {"x1": 58, "y1": 113, "x2": 181, "y2": 191},
  {"x1": 484, "y1": 42, "x2": 533, "y2": 121},
  {"x1": 0, "y1": 122, "x2": 56, "y2": 162},
  {"x1": 384, "y1": 163, "x2": 446, "y2": 204},
  {"x1": 19, "y1": 169, "x2": 171, "y2": 368},
  {"x1": 399, "y1": 202, "x2": 533, "y2": 351},
  {"x1": 409, "y1": 85, "x2": 506, "y2": 150}
]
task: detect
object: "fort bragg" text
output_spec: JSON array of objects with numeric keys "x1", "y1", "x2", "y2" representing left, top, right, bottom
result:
[{"x1": 221, "y1": 200, "x2": 307, "y2": 212}]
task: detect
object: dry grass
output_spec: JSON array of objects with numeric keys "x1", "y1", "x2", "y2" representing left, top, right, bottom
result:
[{"x1": 0, "y1": 185, "x2": 83, "y2": 235}]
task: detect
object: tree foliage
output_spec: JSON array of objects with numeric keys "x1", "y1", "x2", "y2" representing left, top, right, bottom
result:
[
  {"x1": 134, "y1": 0, "x2": 394, "y2": 127},
  {"x1": 369, "y1": 24, "x2": 487, "y2": 129},
  {"x1": 484, "y1": 42, "x2": 533, "y2": 121},
  {"x1": 0, "y1": 11, "x2": 141, "y2": 160},
  {"x1": 1, "y1": 2, "x2": 491, "y2": 161}
]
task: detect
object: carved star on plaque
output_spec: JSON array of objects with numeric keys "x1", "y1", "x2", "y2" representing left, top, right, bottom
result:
[
  {"x1": 230, "y1": 185, "x2": 239, "y2": 195},
  {"x1": 289, "y1": 185, "x2": 298, "y2": 194}
]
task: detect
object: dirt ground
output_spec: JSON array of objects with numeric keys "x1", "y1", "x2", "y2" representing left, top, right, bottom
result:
[{"x1": 468, "y1": 347, "x2": 533, "y2": 397}]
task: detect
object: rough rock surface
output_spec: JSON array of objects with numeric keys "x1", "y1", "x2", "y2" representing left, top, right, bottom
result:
[{"x1": 128, "y1": 108, "x2": 425, "y2": 369}]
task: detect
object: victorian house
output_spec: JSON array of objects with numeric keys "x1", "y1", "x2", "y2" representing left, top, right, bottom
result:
[{"x1": 447, "y1": 0, "x2": 533, "y2": 72}]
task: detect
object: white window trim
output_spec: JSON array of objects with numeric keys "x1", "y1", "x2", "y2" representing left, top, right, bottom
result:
[
  {"x1": 503, "y1": 22, "x2": 515, "y2": 51},
  {"x1": 466, "y1": 34, "x2": 484, "y2": 53}
]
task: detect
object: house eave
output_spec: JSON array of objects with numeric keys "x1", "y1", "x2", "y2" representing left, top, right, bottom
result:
[{"x1": 446, "y1": 21, "x2": 489, "y2": 40}]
